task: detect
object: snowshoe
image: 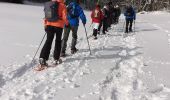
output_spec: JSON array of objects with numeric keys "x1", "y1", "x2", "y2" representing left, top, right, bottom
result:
[
  {"x1": 102, "y1": 32, "x2": 106, "y2": 35},
  {"x1": 125, "y1": 30, "x2": 128, "y2": 33},
  {"x1": 60, "y1": 52, "x2": 66, "y2": 57},
  {"x1": 34, "y1": 64, "x2": 47, "y2": 71},
  {"x1": 34, "y1": 58, "x2": 48, "y2": 71},
  {"x1": 71, "y1": 48, "x2": 78, "y2": 54},
  {"x1": 54, "y1": 59, "x2": 62, "y2": 64},
  {"x1": 93, "y1": 36, "x2": 97, "y2": 40}
]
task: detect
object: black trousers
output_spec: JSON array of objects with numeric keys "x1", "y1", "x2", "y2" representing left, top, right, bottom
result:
[
  {"x1": 61, "y1": 25, "x2": 78, "y2": 53},
  {"x1": 40, "y1": 26, "x2": 63, "y2": 61},
  {"x1": 125, "y1": 19, "x2": 133, "y2": 33},
  {"x1": 102, "y1": 18, "x2": 108, "y2": 33},
  {"x1": 93, "y1": 29, "x2": 98, "y2": 37},
  {"x1": 98, "y1": 18, "x2": 108, "y2": 34}
]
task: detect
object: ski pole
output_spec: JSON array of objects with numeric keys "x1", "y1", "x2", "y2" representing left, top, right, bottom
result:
[
  {"x1": 31, "y1": 32, "x2": 47, "y2": 65},
  {"x1": 89, "y1": 22, "x2": 93, "y2": 29},
  {"x1": 86, "y1": 22, "x2": 93, "y2": 39},
  {"x1": 83, "y1": 24, "x2": 92, "y2": 55},
  {"x1": 133, "y1": 20, "x2": 136, "y2": 34},
  {"x1": 123, "y1": 20, "x2": 126, "y2": 33}
]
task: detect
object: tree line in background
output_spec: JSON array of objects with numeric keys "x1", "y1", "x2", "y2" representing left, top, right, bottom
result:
[
  {"x1": 0, "y1": 0, "x2": 170, "y2": 11},
  {"x1": 83, "y1": 0, "x2": 170, "y2": 11}
]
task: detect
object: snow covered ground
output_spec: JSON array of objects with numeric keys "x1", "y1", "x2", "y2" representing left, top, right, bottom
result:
[{"x1": 0, "y1": 2, "x2": 170, "y2": 100}]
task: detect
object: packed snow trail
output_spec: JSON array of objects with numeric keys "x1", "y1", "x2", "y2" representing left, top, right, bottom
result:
[
  {"x1": 0, "y1": 17, "x2": 168, "y2": 100},
  {"x1": 1, "y1": 3, "x2": 170, "y2": 100}
]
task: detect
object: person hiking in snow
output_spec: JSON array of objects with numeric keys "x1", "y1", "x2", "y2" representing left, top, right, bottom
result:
[
  {"x1": 60, "y1": 0, "x2": 86, "y2": 57},
  {"x1": 98, "y1": 4, "x2": 109, "y2": 34},
  {"x1": 113, "y1": 4, "x2": 121, "y2": 24},
  {"x1": 124, "y1": 4, "x2": 136, "y2": 33},
  {"x1": 36, "y1": 0, "x2": 69, "y2": 71},
  {"x1": 91, "y1": 4, "x2": 104, "y2": 39},
  {"x1": 107, "y1": 1, "x2": 114, "y2": 27}
]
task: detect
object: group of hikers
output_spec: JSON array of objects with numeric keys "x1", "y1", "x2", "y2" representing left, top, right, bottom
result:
[
  {"x1": 35, "y1": 0, "x2": 136, "y2": 71},
  {"x1": 91, "y1": 1, "x2": 121, "y2": 39}
]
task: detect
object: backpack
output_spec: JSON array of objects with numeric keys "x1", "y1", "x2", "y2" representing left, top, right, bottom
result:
[
  {"x1": 67, "y1": 4, "x2": 78, "y2": 18},
  {"x1": 126, "y1": 7, "x2": 133, "y2": 16},
  {"x1": 44, "y1": 1, "x2": 59, "y2": 22},
  {"x1": 92, "y1": 9, "x2": 101, "y2": 19}
]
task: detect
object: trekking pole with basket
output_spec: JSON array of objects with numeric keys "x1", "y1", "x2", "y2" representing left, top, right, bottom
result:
[
  {"x1": 31, "y1": 33, "x2": 47, "y2": 66},
  {"x1": 89, "y1": 22, "x2": 93, "y2": 29},
  {"x1": 83, "y1": 25, "x2": 92, "y2": 55},
  {"x1": 122, "y1": 20, "x2": 126, "y2": 33},
  {"x1": 133, "y1": 20, "x2": 136, "y2": 34},
  {"x1": 87, "y1": 22, "x2": 93, "y2": 38}
]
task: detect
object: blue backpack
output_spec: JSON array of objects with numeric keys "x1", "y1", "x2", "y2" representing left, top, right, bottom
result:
[
  {"x1": 44, "y1": 1, "x2": 59, "y2": 22},
  {"x1": 67, "y1": 4, "x2": 78, "y2": 18},
  {"x1": 126, "y1": 7, "x2": 133, "y2": 16}
]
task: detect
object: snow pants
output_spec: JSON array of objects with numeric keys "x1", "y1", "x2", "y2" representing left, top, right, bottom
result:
[
  {"x1": 125, "y1": 19, "x2": 133, "y2": 33},
  {"x1": 39, "y1": 26, "x2": 63, "y2": 61},
  {"x1": 98, "y1": 18, "x2": 108, "y2": 34},
  {"x1": 61, "y1": 25, "x2": 78, "y2": 53},
  {"x1": 92, "y1": 23, "x2": 100, "y2": 37}
]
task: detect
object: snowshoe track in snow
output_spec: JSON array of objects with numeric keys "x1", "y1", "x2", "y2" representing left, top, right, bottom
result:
[{"x1": 1, "y1": 12, "x2": 170, "y2": 99}]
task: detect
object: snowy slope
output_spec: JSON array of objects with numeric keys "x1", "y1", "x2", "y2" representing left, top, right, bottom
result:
[
  {"x1": 136, "y1": 11, "x2": 170, "y2": 99},
  {"x1": 0, "y1": 3, "x2": 170, "y2": 100}
]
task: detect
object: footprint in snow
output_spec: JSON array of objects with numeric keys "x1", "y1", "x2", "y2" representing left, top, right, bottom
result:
[
  {"x1": 75, "y1": 94, "x2": 86, "y2": 99},
  {"x1": 0, "y1": 74, "x2": 6, "y2": 88},
  {"x1": 57, "y1": 85, "x2": 66, "y2": 89},
  {"x1": 129, "y1": 51, "x2": 136, "y2": 56},
  {"x1": 24, "y1": 89, "x2": 34, "y2": 96},
  {"x1": 33, "y1": 83, "x2": 47, "y2": 94},
  {"x1": 63, "y1": 78, "x2": 73, "y2": 83},
  {"x1": 89, "y1": 91, "x2": 100, "y2": 95},
  {"x1": 149, "y1": 84, "x2": 165, "y2": 93},
  {"x1": 118, "y1": 50, "x2": 127, "y2": 56},
  {"x1": 70, "y1": 83, "x2": 80, "y2": 88},
  {"x1": 16, "y1": 88, "x2": 34, "y2": 97},
  {"x1": 79, "y1": 71, "x2": 91, "y2": 76}
]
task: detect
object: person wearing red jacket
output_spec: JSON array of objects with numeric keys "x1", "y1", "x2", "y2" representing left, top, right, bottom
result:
[{"x1": 91, "y1": 4, "x2": 104, "y2": 39}]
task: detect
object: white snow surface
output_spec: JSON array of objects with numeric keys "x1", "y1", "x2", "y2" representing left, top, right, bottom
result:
[{"x1": 0, "y1": 2, "x2": 170, "y2": 100}]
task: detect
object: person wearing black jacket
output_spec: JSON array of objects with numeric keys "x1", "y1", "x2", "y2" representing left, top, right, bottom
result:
[
  {"x1": 114, "y1": 4, "x2": 121, "y2": 24},
  {"x1": 107, "y1": 1, "x2": 113, "y2": 28},
  {"x1": 124, "y1": 5, "x2": 136, "y2": 33},
  {"x1": 102, "y1": 4, "x2": 109, "y2": 34}
]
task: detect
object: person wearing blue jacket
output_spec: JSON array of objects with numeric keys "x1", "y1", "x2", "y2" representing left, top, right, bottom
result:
[
  {"x1": 124, "y1": 4, "x2": 136, "y2": 33},
  {"x1": 60, "y1": 0, "x2": 86, "y2": 57}
]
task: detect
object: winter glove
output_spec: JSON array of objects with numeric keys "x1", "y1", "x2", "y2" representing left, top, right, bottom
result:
[
  {"x1": 44, "y1": 25, "x2": 47, "y2": 30},
  {"x1": 83, "y1": 22, "x2": 86, "y2": 26},
  {"x1": 65, "y1": 24, "x2": 69, "y2": 28}
]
